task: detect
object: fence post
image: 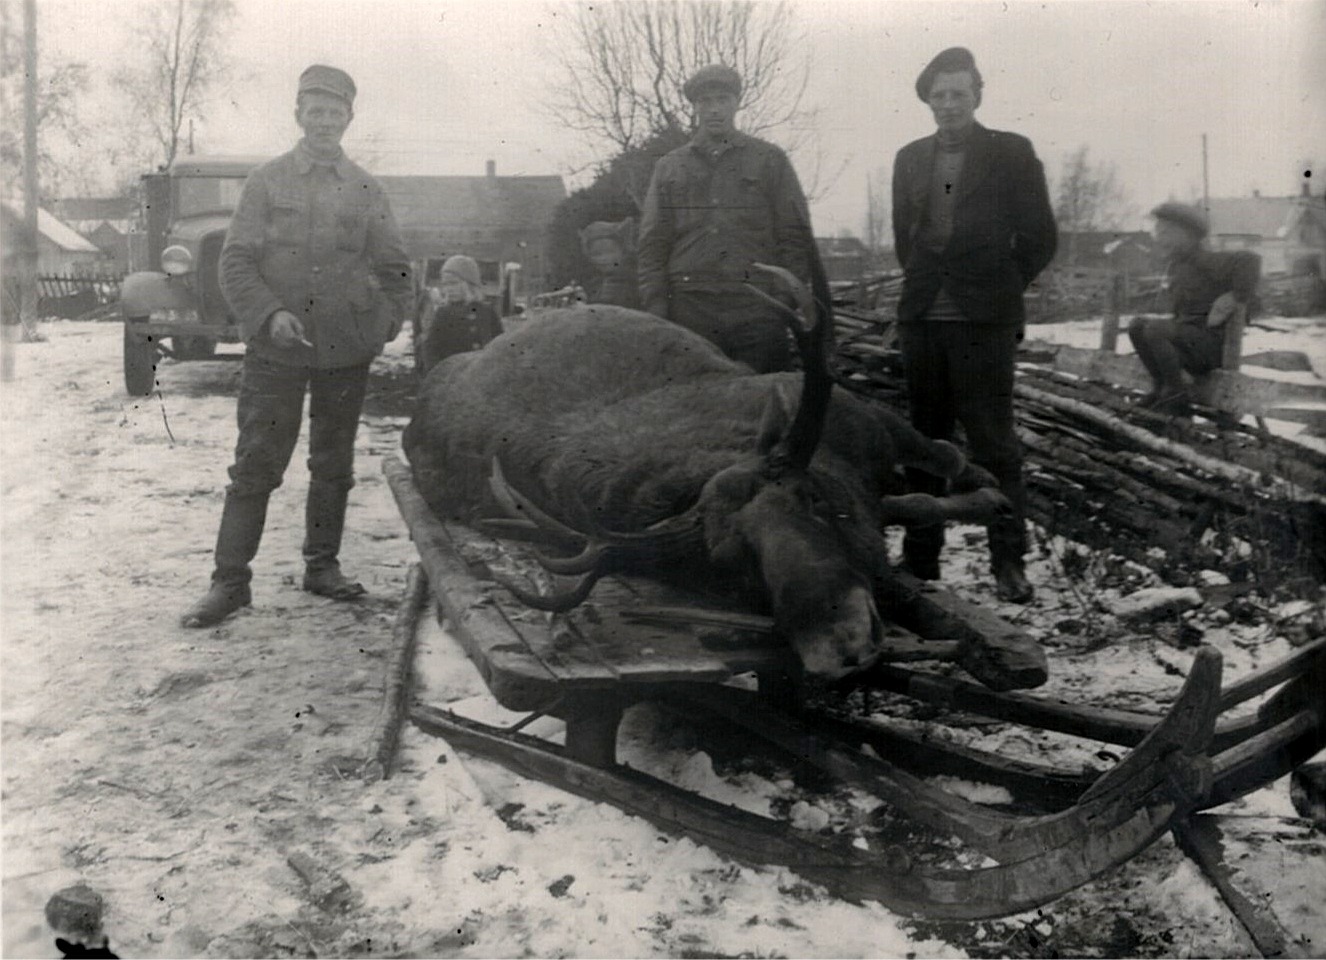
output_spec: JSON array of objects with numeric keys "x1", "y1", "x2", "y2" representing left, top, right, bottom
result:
[
  {"x1": 1220, "y1": 304, "x2": 1247, "y2": 370},
  {"x1": 1099, "y1": 272, "x2": 1124, "y2": 352}
]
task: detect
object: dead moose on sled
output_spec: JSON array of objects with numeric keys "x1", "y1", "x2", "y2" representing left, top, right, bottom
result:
[{"x1": 383, "y1": 260, "x2": 1326, "y2": 920}]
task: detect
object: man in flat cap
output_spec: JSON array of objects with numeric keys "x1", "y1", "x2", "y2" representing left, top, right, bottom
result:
[
  {"x1": 638, "y1": 63, "x2": 816, "y2": 372},
  {"x1": 891, "y1": 47, "x2": 1057, "y2": 603},
  {"x1": 1127, "y1": 202, "x2": 1261, "y2": 416},
  {"x1": 182, "y1": 64, "x2": 413, "y2": 627}
]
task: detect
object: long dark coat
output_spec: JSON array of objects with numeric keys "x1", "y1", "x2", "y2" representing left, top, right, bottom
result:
[{"x1": 891, "y1": 122, "x2": 1058, "y2": 327}]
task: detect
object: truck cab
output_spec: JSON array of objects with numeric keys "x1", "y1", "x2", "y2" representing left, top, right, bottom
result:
[{"x1": 119, "y1": 155, "x2": 265, "y2": 395}]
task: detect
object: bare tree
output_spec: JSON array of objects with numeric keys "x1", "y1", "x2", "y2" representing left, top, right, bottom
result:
[
  {"x1": 0, "y1": 2, "x2": 90, "y2": 200},
  {"x1": 1054, "y1": 145, "x2": 1133, "y2": 266},
  {"x1": 112, "y1": 0, "x2": 237, "y2": 171},
  {"x1": 863, "y1": 166, "x2": 890, "y2": 256},
  {"x1": 545, "y1": 1, "x2": 830, "y2": 196}
]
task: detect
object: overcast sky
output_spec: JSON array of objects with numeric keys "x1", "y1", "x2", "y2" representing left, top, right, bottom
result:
[{"x1": 37, "y1": 0, "x2": 1326, "y2": 236}]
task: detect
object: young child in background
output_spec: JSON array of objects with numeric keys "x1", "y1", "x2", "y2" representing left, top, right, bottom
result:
[{"x1": 419, "y1": 254, "x2": 504, "y2": 375}]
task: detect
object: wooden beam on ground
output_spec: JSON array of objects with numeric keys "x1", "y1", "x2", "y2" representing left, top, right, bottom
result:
[
  {"x1": 1172, "y1": 815, "x2": 1308, "y2": 959},
  {"x1": 1022, "y1": 340, "x2": 1326, "y2": 420}
]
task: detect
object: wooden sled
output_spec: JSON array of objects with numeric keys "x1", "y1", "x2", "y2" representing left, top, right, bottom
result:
[{"x1": 382, "y1": 454, "x2": 1321, "y2": 920}]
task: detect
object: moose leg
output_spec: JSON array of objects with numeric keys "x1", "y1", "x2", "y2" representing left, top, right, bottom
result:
[{"x1": 879, "y1": 489, "x2": 1013, "y2": 528}]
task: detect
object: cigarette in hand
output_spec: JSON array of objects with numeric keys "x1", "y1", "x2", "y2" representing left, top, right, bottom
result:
[{"x1": 297, "y1": 337, "x2": 313, "y2": 349}]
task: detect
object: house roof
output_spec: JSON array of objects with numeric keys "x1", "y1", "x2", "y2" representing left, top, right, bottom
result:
[
  {"x1": 54, "y1": 197, "x2": 139, "y2": 222},
  {"x1": 1, "y1": 202, "x2": 100, "y2": 253},
  {"x1": 1208, "y1": 195, "x2": 1326, "y2": 239},
  {"x1": 378, "y1": 174, "x2": 566, "y2": 259}
]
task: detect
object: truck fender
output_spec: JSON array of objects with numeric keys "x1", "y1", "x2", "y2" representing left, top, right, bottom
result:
[{"x1": 119, "y1": 271, "x2": 193, "y2": 318}]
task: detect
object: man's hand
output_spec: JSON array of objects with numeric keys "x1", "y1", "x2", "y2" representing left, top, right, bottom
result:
[
  {"x1": 1207, "y1": 292, "x2": 1245, "y2": 328},
  {"x1": 267, "y1": 309, "x2": 311, "y2": 348}
]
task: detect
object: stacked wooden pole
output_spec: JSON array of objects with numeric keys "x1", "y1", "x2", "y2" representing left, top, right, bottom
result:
[{"x1": 829, "y1": 308, "x2": 1326, "y2": 591}]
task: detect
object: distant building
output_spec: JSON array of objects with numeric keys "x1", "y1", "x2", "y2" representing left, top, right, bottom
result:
[
  {"x1": 815, "y1": 236, "x2": 872, "y2": 282},
  {"x1": 1208, "y1": 187, "x2": 1326, "y2": 278},
  {"x1": 380, "y1": 161, "x2": 567, "y2": 297},
  {"x1": 52, "y1": 196, "x2": 139, "y2": 272},
  {"x1": 1, "y1": 202, "x2": 107, "y2": 275},
  {"x1": 1054, "y1": 230, "x2": 1157, "y2": 278}
]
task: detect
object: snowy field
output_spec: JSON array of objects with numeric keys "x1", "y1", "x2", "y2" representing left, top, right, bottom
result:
[{"x1": 2, "y1": 318, "x2": 1324, "y2": 958}]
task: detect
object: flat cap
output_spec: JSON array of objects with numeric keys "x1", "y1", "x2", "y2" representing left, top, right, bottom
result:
[
  {"x1": 1150, "y1": 201, "x2": 1209, "y2": 239},
  {"x1": 683, "y1": 64, "x2": 742, "y2": 102},
  {"x1": 916, "y1": 47, "x2": 982, "y2": 101},
  {"x1": 298, "y1": 64, "x2": 356, "y2": 105}
]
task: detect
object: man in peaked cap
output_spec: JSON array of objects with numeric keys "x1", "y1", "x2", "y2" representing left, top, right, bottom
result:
[
  {"x1": 891, "y1": 47, "x2": 1058, "y2": 604},
  {"x1": 638, "y1": 63, "x2": 816, "y2": 373},
  {"x1": 182, "y1": 64, "x2": 413, "y2": 627},
  {"x1": 1127, "y1": 201, "x2": 1261, "y2": 416}
]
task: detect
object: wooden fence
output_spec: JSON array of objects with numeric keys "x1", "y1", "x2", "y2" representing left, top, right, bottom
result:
[{"x1": 35, "y1": 273, "x2": 124, "y2": 320}]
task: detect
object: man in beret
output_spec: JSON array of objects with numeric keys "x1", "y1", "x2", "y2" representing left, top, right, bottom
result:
[
  {"x1": 891, "y1": 47, "x2": 1058, "y2": 603},
  {"x1": 638, "y1": 63, "x2": 816, "y2": 372},
  {"x1": 182, "y1": 64, "x2": 413, "y2": 627},
  {"x1": 1127, "y1": 202, "x2": 1261, "y2": 416}
]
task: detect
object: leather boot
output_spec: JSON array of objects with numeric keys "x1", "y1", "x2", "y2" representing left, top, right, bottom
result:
[
  {"x1": 181, "y1": 491, "x2": 268, "y2": 627},
  {"x1": 992, "y1": 554, "x2": 1034, "y2": 604},
  {"x1": 302, "y1": 480, "x2": 366, "y2": 600}
]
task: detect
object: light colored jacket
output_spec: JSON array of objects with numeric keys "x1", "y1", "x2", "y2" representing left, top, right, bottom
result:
[{"x1": 220, "y1": 142, "x2": 413, "y2": 368}]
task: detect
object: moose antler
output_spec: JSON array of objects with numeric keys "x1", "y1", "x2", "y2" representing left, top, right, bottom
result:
[
  {"x1": 745, "y1": 257, "x2": 836, "y2": 472},
  {"x1": 483, "y1": 458, "x2": 706, "y2": 612}
]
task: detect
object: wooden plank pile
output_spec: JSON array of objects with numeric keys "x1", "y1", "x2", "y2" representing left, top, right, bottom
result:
[{"x1": 829, "y1": 307, "x2": 1326, "y2": 593}]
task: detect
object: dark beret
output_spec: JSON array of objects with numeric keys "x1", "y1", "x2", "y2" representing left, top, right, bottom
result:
[
  {"x1": 298, "y1": 64, "x2": 356, "y2": 105},
  {"x1": 1150, "y1": 202, "x2": 1209, "y2": 239},
  {"x1": 916, "y1": 47, "x2": 982, "y2": 101},
  {"x1": 683, "y1": 64, "x2": 742, "y2": 102}
]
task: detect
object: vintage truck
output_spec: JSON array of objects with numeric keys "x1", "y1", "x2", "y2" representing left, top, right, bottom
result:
[{"x1": 118, "y1": 155, "x2": 266, "y2": 395}]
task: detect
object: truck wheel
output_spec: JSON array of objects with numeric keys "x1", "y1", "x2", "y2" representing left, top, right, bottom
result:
[
  {"x1": 173, "y1": 336, "x2": 217, "y2": 360},
  {"x1": 123, "y1": 321, "x2": 159, "y2": 396}
]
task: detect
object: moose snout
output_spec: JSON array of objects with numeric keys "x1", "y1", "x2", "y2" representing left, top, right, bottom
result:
[{"x1": 787, "y1": 584, "x2": 883, "y2": 681}]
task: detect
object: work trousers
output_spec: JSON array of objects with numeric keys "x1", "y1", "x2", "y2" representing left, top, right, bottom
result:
[
  {"x1": 226, "y1": 353, "x2": 371, "y2": 499},
  {"x1": 669, "y1": 286, "x2": 794, "y2": 373},
  {"x1": 898, "y1": 321, "x2": 1028, "y2": 565},
  {"x1": 1127, "y1": 316, "x2": 1222, "y2": 389}
]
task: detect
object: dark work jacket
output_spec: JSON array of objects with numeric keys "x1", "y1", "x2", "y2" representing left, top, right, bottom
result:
[
  {"x1": 638, "y1": 130, "x2": 815, "y2": 319},
  {"x1": 221, "y1": 142, "x2": 413, "y2": 369},
  {"x1": 1168, "y1": 248, "x2": 1262, "y2": 324},
  {"x1": 892, "y1": 123, "x2": 1058, "y2": 326},
  {"x1": 421, "y1": 300, "x2": 503, "y2": 374}
]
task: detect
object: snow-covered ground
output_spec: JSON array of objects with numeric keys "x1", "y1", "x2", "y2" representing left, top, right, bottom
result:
[{"x1": 2, "y1": 319, "x2": 1323, "y2": 958}]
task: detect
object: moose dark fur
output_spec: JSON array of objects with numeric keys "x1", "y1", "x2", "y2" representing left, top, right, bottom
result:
[{"x1": 403, "y1": 290, "x2": 1008, "y2": 680}]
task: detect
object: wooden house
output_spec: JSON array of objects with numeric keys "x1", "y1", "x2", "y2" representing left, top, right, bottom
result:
[
  {"x1": 1208, "y1": 188, "x2": 1326, "y2": 279},
  {"x1": 380, "y1": 161, "x2": 567, "y2": 297},
  {"x1": 1, "y1": 202, "x2": 106, "y2": 275},
  {"x1": 815, "y1": 235, "x2": 872, "y2": 283},
  {"x1": 52, "y1": 196, "x2": 139, "y2": 273}
]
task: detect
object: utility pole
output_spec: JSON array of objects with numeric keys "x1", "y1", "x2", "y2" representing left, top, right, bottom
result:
[
  {"x1": 5, "y1": 0, "x2": 41, "y2": 378},
  {"x1": 1201, "y1": 134, "x2": 1210, "y2": 214}
]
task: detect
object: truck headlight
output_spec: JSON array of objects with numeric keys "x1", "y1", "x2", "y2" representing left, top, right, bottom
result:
[{"x1": 161, "y1": 245, "x2": 194, "y2": 276}]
